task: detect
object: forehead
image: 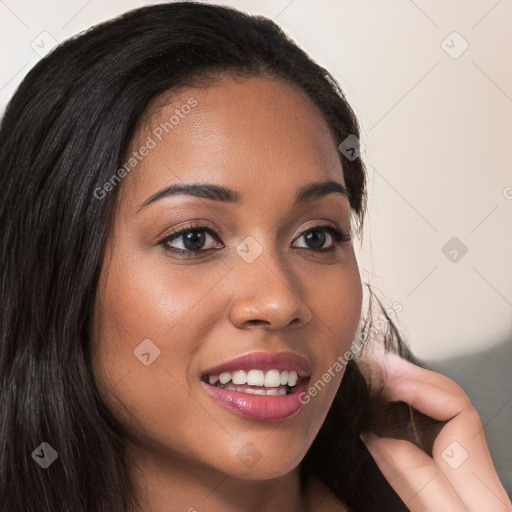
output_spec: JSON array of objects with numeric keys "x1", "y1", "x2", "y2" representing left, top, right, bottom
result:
[{"x1": 119, "y1": 76, "x2": 345, "y2": 210}]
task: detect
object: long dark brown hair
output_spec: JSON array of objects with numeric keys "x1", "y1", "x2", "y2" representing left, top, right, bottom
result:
[{"x1": 0, "y1": 3, "x2": 441, "y2": 510}]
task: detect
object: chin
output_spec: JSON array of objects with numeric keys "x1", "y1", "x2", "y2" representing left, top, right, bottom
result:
[{"x1": 218, "y1": 434, "x2": 311, "y2": 481}]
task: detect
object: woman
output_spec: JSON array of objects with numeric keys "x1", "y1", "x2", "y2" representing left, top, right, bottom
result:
[{"x1": 0, "y1": 3, "x2": 509, "y2": 511}]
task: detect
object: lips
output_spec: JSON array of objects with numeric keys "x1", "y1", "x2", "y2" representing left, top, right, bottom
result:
[{"x1": 200, "y1": 351, "x2": 312, "y2": 421}]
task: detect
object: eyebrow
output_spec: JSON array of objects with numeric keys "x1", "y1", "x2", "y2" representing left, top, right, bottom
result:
[{"x1": 137, "y1": 179, "x2": 349, "y2": 211}]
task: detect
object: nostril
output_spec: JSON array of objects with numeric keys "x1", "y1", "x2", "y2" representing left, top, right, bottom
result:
[{"x1": 245, "y1": 319, "x2": 270, "y2": 326}]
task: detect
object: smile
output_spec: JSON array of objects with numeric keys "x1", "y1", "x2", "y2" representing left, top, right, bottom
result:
[
  {"x1": 200, "y1": 351, "x2": 311, "y2": 421},
  {"x1": 202, "y1": 369, "x2": 299, "y2": 395}
]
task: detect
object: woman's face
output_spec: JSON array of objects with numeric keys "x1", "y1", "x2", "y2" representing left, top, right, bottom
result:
[{"x1": 92, "y1": 75, "x2": 363, "y2": 481}]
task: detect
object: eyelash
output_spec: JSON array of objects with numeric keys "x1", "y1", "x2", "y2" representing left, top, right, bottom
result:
[{"x1": 157, "y1": 223, "x2": 351, "y2": 259}]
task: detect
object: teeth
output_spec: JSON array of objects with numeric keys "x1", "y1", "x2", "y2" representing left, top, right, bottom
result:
[
  {"x1": 246, "y1": 370, "x2": 265, "y2": 386},
  {"x1": 206, "y1": 368, "x2": 302, "y2": 391},
  {"x1": 222, "y1": 383, "x2": 288, "y2": 396},
  {"x1": 207, "y1": 369, "x2": 300, "y2": 388},
  {"x1": 264, "y1": 369, "x2": 281, "y2": 387},
  {"x1": 219, "y1": 372, "x2": 231, "y2": 385},
  {"x1": 231, "y1": 370, "x2": 246, "y2": 385}
]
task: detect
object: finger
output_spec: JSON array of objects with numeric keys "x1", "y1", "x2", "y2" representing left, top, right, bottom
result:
[
  {"x1": 432, "y1": 411, "x2": 512, "y2": 512},
  {"x1": 381, "y1": 356, "x2": 512, "y2": 511},
  {"x1": 361, "y1": 432, "x2": 467, "y2": 512},
  {"x1": 381, "y1": 354, "x2": 466, "y2": 419}
]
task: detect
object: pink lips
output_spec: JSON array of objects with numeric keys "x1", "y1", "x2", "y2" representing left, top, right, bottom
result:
[{"x1": 200, "y1": 351, "x2": 311, "y2": 421}]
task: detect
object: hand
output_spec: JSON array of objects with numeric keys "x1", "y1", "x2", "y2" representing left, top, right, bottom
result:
[{"x1": 359, "y1": 353, "x2": 512, "y2": 512}]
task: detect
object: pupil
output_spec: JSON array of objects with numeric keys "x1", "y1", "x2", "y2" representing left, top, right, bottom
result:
[
  {"x1": 305, "y1": 230, "x2": 325, "y2": 249},
  {"x1": 183, "y1": 231, "x2": 205, "y2": 250}
]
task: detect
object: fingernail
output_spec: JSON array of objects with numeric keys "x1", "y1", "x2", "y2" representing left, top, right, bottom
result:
[{"x1": 448, "y1": 409, "x2": 463, "y2": 421}]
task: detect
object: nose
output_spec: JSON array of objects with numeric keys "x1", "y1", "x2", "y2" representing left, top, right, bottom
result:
[{"x1": 228, "y1": 244, "x2": 312, "y2": 330}]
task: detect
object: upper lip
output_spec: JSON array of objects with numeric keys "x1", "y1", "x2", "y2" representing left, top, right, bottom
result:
[{"x1": 201, "y1": 351, "x2": 312, "y2": 378}]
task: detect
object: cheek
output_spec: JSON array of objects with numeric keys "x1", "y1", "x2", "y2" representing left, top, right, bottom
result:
[
  {"x1": 93, "y1": 246, "x2": 232, "y2": 361},
  {"x1": 304, "y1": 256, "x2": 363, "y2": 349},
  {"x1": 90, "y1": 247, "x2": 229, "y2": 416},
  {"x1": 296, "y1": 257, "x2": 362, "y2": 407},
  {"x1": 90, "y1": 253, "x2": 236, "y2": 461}
]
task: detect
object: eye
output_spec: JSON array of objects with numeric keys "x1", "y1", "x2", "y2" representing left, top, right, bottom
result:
[
  {"x1": 292, "y1": 224, "x2": 351, "y2": 254},
  {"x1": 158, "y1": 223, "x2": 223, "y2": 256}
]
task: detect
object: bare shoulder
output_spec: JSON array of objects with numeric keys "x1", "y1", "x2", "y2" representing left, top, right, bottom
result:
[{"x1": 304, "y1": 476, "x2": 348, "y2": 512}]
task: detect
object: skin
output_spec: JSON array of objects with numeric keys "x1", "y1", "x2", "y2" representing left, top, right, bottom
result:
[
  {"x1": 91, "y1": 75, "x2": 512, "y2": 511},
  {"x1": 91, "y1": 75, "x2": 362, "y2": 512}
]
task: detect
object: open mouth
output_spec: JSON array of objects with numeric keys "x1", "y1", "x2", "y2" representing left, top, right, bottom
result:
[
  {"x1": 200, "y1": 352, "x2": 312, "y2": 420},
  {"x1": 201, "y1": 369, "x2": 301, "y2": 396}
]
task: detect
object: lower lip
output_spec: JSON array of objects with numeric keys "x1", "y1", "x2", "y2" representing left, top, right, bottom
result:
[{"x1": 201, "y1": 380, "x2": 309, "y2": 421}]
